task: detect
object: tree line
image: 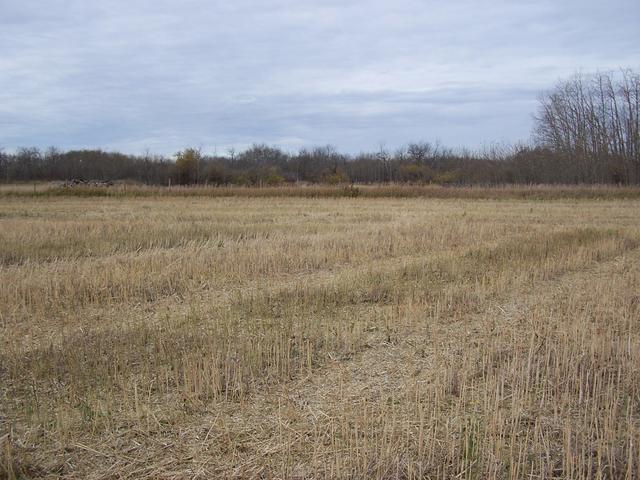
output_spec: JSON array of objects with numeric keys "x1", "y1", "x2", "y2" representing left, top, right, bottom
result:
[{"x1": 1, "y1": 70, "x2": 637, "y2": 185}]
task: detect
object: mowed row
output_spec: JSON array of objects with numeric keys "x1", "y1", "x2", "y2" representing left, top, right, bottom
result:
[{"x1": 1, "y1": 196, "x2": 639, "y2": 479}]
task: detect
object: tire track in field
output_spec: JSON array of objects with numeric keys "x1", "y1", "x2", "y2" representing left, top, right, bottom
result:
[{"x1": 19, "y1": 229, "x2": 638, "y2": 479}]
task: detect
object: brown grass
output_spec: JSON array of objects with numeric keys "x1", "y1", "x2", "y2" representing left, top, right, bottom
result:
[
  {"x1": 1, "y1": 194, "x2": 639, "y2": 479},
  {"x1": 2, "y1": 182, "x2": 640, "y2": 200}
]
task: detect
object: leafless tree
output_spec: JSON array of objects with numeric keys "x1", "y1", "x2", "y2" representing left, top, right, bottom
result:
[{"x1": 534, "y1": 69, "x2": 639, "y2": 183}]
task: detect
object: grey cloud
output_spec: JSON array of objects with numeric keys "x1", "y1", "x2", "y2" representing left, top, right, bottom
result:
[{"x1": 0, "y1": 0, "x2": 638, "y2": 154}]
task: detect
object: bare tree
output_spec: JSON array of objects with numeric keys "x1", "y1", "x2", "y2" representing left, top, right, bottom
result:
[{"x1": 535, "y1": 69, "x2": 640, "y2": 184}]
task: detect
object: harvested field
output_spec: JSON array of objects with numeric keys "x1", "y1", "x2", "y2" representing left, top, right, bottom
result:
[{"x1": 1, "y1": 193, "x2": 639, "y2": 479}]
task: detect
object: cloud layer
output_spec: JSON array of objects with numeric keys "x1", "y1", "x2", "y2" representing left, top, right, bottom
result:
[{"x1": 1, "y1": 0, "x2": 639, "y2": 154}]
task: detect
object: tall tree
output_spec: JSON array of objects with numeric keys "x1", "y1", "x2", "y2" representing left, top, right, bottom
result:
[{"x1": 534, "y1": 69, "x2": 639, "y2": 184}]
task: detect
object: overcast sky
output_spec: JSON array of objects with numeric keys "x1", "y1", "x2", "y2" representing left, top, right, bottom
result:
[{"x1": 1, "y1": 0, "x2": 638, "y2": 155}]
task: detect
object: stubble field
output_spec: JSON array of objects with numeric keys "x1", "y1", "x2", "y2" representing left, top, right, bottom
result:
[{"x1": 1, "y1": 192, "x2": 639, "y2": 479}]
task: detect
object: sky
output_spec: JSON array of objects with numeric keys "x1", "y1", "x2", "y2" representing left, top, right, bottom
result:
[{"x1": 1, "y1": 0, "x2": 639, "y2": 155}]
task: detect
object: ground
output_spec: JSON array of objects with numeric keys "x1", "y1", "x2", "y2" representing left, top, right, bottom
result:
[{"x1": 1, "y1": 194, "x2": 639, "y2": 479}]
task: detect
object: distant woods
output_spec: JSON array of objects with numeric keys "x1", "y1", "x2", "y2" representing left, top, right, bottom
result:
[{"x1": 1, "y1": 69, "x2": 638, "y2": 185}]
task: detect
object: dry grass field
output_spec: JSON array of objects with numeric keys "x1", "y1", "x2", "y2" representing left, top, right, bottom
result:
[{"x1": 1, "y1": 191, "x2": 640, "y2": 479}]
